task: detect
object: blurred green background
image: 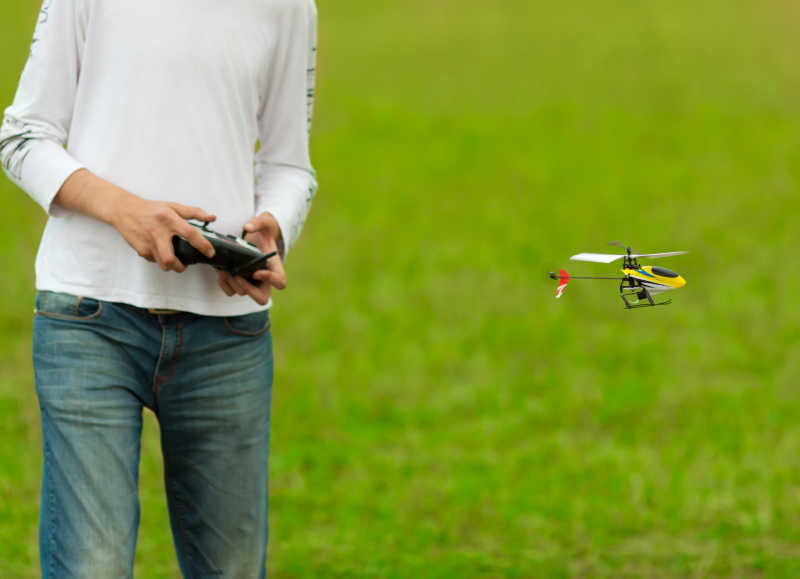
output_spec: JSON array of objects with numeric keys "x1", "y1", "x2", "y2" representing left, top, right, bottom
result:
[{"x1": 2, "y1": 1, "x2": 800, "y2": 576}]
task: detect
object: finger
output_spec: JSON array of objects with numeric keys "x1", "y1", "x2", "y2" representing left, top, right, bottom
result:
[
  {"x1": 252, "y1": 268, "x2": 287, "y2": 290},
  {"x1": 254, "y1": 254, "x2": 287, "y2": 289},
  {"x1": 243, "y1": 211, "x2": 278, "y2": 235},
  {"x1": 135, "y1": 246, "x2": 156, "y2": 263},
  {"x1": 228, "y1": 276, "x2": 248, "y2": 296},
  {"x1": 269, "y1": 255, "x2": 287, "y2": 288},
  {"x1": 235, "y1": 276, "x2": 271, "y2": 306},
  {"x1": 169, "y1": 203, "x2": 217, "y2": 223},
  {"x1": 243, "y1": 213, "x2": 268, "y2": 233},
  {"x1": 177, "y1": 222, "x2": 215, "y2": 258},
  {"x1": 217, "y1": 273, "x2": 236, "y2": 297},
  {"x1": 155, "y1": 237, "x2": 186, "y2": 273},
  {"x1": 219, "y1": 281, "x2": 235, "y2": 297}
]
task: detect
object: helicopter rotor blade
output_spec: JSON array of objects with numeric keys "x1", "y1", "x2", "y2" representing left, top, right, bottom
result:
[
  {"x1": 608, "y1": 241, "x2": 631, "y2": 251},
  {"x1": 570, "y1": 253, "x2": 626, "y2": 263},
  {"x1": 629, "y1": 251, "x2": 689, "y2": 259}
]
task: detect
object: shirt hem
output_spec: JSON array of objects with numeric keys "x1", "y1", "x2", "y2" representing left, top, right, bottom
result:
[{"x1": 34, "y1": 281, "x2": 272, "y2": 317}]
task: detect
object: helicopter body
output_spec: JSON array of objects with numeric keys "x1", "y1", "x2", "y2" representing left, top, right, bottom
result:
[
  {"x1": 622, "y1": 265, "x2": 686, "y2": 295},
  {"x1": 550, "y1": 243, "x2": 688, "y2": 309}
]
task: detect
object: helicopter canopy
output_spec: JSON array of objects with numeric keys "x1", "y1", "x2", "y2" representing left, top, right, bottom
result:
[{"x1": 651, "y1": 266, "x2": 679, "y2": 278}]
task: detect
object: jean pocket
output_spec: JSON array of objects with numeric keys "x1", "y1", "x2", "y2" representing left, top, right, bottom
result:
[
  {"x1": 223, "y1": 310, "x2": 270, "y2": 336},
  {"x1": 35, "y1": 291, "x2": 104, "y2": 321}
]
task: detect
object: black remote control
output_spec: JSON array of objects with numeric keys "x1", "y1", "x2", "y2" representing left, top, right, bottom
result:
[{"x1": 172, "y1": 221, "x2": 277, "y2": 281}]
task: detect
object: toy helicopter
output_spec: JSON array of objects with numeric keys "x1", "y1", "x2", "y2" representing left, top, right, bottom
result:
[{"x1": 549, "y1": 242, "x2": 688, "y2": 309}]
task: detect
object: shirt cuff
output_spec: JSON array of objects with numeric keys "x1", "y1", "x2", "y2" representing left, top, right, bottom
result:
[
  {"x1": 254, "y1": 166, "x2": 316, "y2": 257},
  {"x1": 19, "y1": 141, "x2": 85, "y2": 216}
]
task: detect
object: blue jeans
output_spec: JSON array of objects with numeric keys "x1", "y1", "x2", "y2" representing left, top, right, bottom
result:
[{"x1": 32, "y1": 291, "x2": 273, "y2": 578}]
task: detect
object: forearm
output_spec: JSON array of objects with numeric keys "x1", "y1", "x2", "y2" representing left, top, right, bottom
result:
[
  {"x1": 0, "y1": 0, "x2": 87, "y2": 215},
  {"x1": 53, "y1": 168, "x2": 134, "y2": 226},
  {"x1": 53, "y1": 168, "x2": 218, "y2": 272}
]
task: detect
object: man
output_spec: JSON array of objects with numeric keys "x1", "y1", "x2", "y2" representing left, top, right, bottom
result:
[{"x1": 0, "y1": 0, "x2": 317, "y2": 576}]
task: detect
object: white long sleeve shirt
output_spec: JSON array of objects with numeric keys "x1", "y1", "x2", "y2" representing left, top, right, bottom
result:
[{"x1": 1, "y1": 0, "x2": 317, "y2": 316}]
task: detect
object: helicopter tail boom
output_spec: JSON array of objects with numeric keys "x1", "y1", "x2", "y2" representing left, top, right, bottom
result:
[{"x1": 550, "y1": 270, "x2": 628, "y2": 299}]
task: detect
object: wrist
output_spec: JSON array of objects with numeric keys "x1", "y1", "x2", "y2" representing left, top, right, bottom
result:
[
  {"x1": 261, "y1": 211, "x2": 284, "y2": 250},
  {"x1": 102, "y1": 187, "x2": 138, "y2": 228}
]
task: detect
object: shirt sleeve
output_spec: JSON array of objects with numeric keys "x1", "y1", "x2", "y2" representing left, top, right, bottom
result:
[
  {"x1": 0, "y1": 0, "x2": 87, "y2": 216},
  {"x1": 253, "y1": 0, "x2": 318, "y2": 257}
]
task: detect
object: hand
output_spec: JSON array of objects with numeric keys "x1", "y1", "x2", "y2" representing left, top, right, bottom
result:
[
  {"x1": 217, "y1": 212, "x2": 287, "y2": 305},
  {"x1": 52, "y1": 169, "x2": 217, "y2": 273},
  {"x1": 110, "y1": 194, "x2": 217, "y2": 273}
]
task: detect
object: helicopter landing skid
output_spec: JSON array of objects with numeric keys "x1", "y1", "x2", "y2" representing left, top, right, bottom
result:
[
  {"x1": 619, "y1": 279, "x2": 671, "y2": 309},
  {"x1": 622, "y1": 298, "x2": 673, "y2": 309}
]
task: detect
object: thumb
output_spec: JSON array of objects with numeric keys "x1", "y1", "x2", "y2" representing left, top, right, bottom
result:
[
  {"x1": 243, "y1": 215, "x2": 266, "y2": 233},
  {"x1": 244, "y1": 212, "x2": 278, "y2": 233},
  {"x1": 170, "y1": 203, "x2": 216, "y2": 223}
]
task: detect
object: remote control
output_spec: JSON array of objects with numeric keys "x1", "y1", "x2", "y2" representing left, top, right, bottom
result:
[{"x1": 172, "y1": 221, "x2": 277, "y2": 281}]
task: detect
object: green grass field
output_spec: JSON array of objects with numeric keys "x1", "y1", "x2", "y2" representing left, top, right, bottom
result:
[{"x1": 2, "y1": 1, "x2": 800, "y2": 576}]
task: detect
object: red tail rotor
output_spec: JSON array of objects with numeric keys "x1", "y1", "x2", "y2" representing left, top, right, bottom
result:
[{"x1": 555, "y1": 269, "x2": 570, "y2": 299}]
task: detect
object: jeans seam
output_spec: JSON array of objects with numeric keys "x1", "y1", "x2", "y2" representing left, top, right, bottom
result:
[
  {"x1": 151, "y1": 321, "x2": 169, "y2": 406},
  {"x1": 152, "y1": 322, "x2": 183, "y2": 405},
  {"x1": 223, "y1": 315, "x2": 271, "y2": 337},
  {"x1": 44, "y1": 436, "x2": 55, "y2": 578},
  {"x1": 34, "y1": 300, "x2": 104, "y2": 322},
  {"x1": 166, "y1": 468, "x2": 195, "y2": 579}
]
